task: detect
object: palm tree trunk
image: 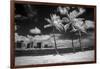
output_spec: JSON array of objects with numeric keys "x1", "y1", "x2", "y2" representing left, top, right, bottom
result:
[
  {"x1": 53, "y1": 27, "x2": 59, "y2": 54},
  {"x1": 72, "y1": 33, "x2": 75, "y2": 53},
  {"x1": 79, "y1": 31, "x2": 84, "y2": 51}
]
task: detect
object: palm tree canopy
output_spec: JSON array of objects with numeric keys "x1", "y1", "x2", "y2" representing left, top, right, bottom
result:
[
  {"x1": 44, "y1": 14, "x2": 64, "y2": 32},
  {"x1": 69, "y1": 8, "x2": 85, "y2": 19},
  {"x1": 57, "y1": 6, "x2": 69, "y2": 15},
  {"x1": 71, "y1": 18, "x2": 87, "y2": 33},
  {"x1": 63, "y1": 17, "x2": 87, "y2": 33},
  {"x1": 57, "y1": 6, "x2": 87, "y2": 33}
]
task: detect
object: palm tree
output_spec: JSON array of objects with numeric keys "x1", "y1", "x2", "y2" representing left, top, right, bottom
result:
[
  {"x1": 44, "y1": 14, "x2": 64, "y2": 54},
  {"x1": 69, "y1": 18, "x2": 87, "y2": 51},
  {"x1": 58, "y1": 6, "x2": 87, "y2": 52}
]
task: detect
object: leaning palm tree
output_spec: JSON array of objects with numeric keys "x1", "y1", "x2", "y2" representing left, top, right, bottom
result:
[
  {"x1": 44, "y1": 14, "x2": 64, "y2": 54},
  {"x1": 58, "y1": 6, "x2": 87, "y2": 52}
]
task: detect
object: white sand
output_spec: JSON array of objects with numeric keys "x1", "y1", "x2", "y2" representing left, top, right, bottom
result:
[{"x1": 15, "y1": 50, "x2": 94, "y2": 66}]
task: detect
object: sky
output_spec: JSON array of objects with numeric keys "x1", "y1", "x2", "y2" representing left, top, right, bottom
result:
[{"x1": 15, "y1": 3, "x2": 95, "y2": 48}]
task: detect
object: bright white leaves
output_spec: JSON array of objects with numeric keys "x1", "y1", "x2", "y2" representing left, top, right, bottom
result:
[
  {"x1": 58, "y1": 6, "x2": 85, "y2": 18},
  {"x1": 44, "y1": 14, "x2": 64, "y2": 32},
  {"x1": 70, "y1": 18, "x2": 86, "y2": 33},
  {"x1": 44, "y1": 8, "x2": 89, "y2": 33},
  {"x1": 57, "y1": 6, "x2": 91, "y2": 33},
  {"x1": 69, "y1": 8, "x2": 85, "y2": 18},
  {"x1": 57, "y1": 6, "x2": 69, "y2": 15}
]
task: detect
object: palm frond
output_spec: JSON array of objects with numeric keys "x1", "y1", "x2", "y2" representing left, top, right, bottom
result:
[
  {"x1": 44, "y1": 24, "x2": 52, "y2": 28},
  {"x1": 57, "y1": 6, "x2": 69, "y2": 15},
  {"x1": 80, "y1": 27, "x2": 87, "y2": 34},
  {"x1": 69, "y1": 10, "x2": 78, "y2": 18},
  {"x1": 64, "y1": 23, "x2": 70, "y2": 31},
  {"x1": 44, "y1": 14, "x2": 64, "y2": 32},
  {"x1": 54, "y1": 23, "x2": 64, "y2": 32},
  {"x1": 71, "y1": 25, "x2": 78, "y2": 32},
  {"x1": 55, "y1": 25, "x2": 62, "y2": 32},
  {"x1": 51, "y1": 14, "x2": 60, "y2": 21},
  {"x1": 45, "y1": 18, "x2": 52, "y2": 24},
  {"x1": 69, "y1": 8, "x2": 85, "y2": 18},
  {"x1": 71, "y1": 19, "x2": 87, "y2": 33},
  {"x1": 77, "y1": 8, "x2": 85, "y2": 16},
  {"x1": 62, "y1": 17, "x2": 70, "y2": 23}
]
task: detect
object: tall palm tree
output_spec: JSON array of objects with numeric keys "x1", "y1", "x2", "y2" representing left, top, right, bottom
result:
[
  {"x1": 58, "y1": 6, "x2": 87, "y2": 52},
  {"x1": 44, "y1": 14, "x2": 64, "y2": 54},
  {"x1": 69, "y1": 18, "x2": 87, "y2": 51}
]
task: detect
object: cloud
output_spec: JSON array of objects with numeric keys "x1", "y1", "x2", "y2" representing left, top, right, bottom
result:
[
  {"x1": 15, "y1": 33, "x2": 29, "y2": 42},
  {"x1": 33, "y1": 35, "x2": 51, "y2": 41},
  {"x1": 15, "y1": 33, "x2": 52, "y2": 42},
  {"x1": 85, "y1": 20, "x2": 94, "y2": 29},
  {"x1": 30, "y1": 27, "x2": 41, "y2": 34},
  {"x1": 15, "y1": 32, "x2": 94, "y2": 49},
  {"x1": 15, "y1": 33, "x2": 23, "y2": 42}
]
